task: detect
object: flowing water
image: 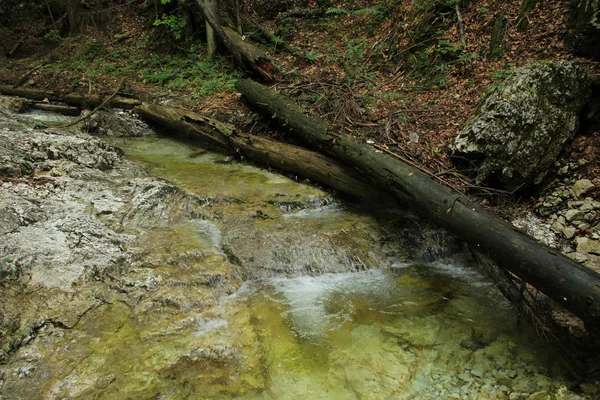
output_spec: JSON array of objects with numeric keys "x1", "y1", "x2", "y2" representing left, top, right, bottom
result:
[
  {"x1": 98, "y1": 136, "x2": 573, "y2": 399},
  {"x1": 1, "y1": 130, "x2": 579, "y2": 399}
]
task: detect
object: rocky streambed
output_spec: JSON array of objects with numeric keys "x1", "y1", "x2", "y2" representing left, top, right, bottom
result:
[{"x1": 0, "y1": 106, "x2": 592, "y2": 399}]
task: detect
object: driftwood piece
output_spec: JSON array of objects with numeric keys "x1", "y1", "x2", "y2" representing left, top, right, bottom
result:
[
  {"x1": 0, "y1": 86, "x2": 141, "y2": 109},
  {"x1": 234, "y1": 78, "x2": 600, "y2": 333},
  {"x1": 195, "y1": 0, "x2": 276, "y2": 81},
  {"x1": 29, "y1": 103, "x2": 80, "y2": 116},
  {"x1": 135, "y1": 102, "x2": 397, "y2": 205}
]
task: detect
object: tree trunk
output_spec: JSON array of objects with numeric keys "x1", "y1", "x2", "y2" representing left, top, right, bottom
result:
[
  {"x1": 67, "y1": 0, "x2": 84, "y2": 34},
  {"x1": 243, "y1": 20, "x2": 299, "y2": 56},
  {"x1": 235, "y1": 78, "x2": 600, "y2": 333},
  {"x1": 134, "y1": 102, "x2": 398, "y2": 206},
  {"x1": 194, "y1": 0, "x2": 276, "y2": 81},
  {"x1": 204, "y1": 0, "x2": 219, "y2": 56},
  {"x1": 489, "y1": 14, "x2": 508, "y2": 61},
  {"x1": 0, "y1": 86, "x2": 141, "y2": 109},
  {"x1": 516, "y1": 0, "x2": 537, "y2": 31}
]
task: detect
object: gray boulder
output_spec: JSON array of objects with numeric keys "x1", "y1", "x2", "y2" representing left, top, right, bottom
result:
[{"x1": 454, "y1": 61, "x2": 590, "y2": 190}]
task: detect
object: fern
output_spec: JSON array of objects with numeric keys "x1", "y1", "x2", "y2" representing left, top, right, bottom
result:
[{"x1": 325, "y1": 8, "x2": 352, "y2": 15}]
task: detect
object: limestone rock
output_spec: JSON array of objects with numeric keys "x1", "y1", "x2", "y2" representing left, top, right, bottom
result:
[
  {"x1": 0, "y1": 136, "x2": 34, "y2": 177},
  {"x1": 572, "y1": 179, "x2": 595, "y2": 198},
  {"x1": 576, "y1": 237, "x2": 600, "y2": 255},
  {"x1": 565, "y1": 209, "x2": 584, "y2": 223},
  {"x1": 454, "y1": 61, "x2": 590, "y2": 190},
  {"x1": 563, "y1": 226, "x2": 577, "y2": 239}
]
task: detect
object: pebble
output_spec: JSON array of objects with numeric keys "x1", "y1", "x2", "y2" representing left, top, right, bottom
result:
[
  {"x1": 580, "y1": 198, "x2": 596, "y2": 211},
  {"x1": 562, "y1": 226, "x2": 576, "y2": 239},
  {"x1": 572, "y1": 179, "x2": 594, "y2": 198},
  {"x1": 471, "y1": 368, "x2": 484, "y2": 378},
  {"x1": 551, "y1": 219, "x2": 565, "y2": 233},
  {"x1": 565, "y1": 209, "x2": 584, "y2": 223},
  {"x1": 576, "y1": 237, "x2": 600, "y2": 255}
]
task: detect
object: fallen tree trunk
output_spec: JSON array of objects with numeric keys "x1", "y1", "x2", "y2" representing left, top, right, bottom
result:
[
  {"x1": 0, "y1": 86, "x2": 141, "y2": 109},
  {"x1": 135, "y1": 102, "x2": 398, "y2": 205},
  {"x1": 235, "y1": 78, "x2": 600, "y2": 332},
  {"x1": 194, "y1": 0, "x2": 277, "y2": 81},
  {"x1": 243, "y1": 20, "x2": 300, "y2": 56}
]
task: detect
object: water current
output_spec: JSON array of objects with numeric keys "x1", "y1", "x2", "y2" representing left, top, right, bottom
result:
[{"x1": 93, "y1": 136, "x2": 575, "y2": 399}]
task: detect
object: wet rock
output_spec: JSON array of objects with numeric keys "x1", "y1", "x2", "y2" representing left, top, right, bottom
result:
[
  {"x1": 454, "y1": 61, "x2": 590, "y2": 190},
  {"x1": 85, "y1": 110, "x2": 155, "y2": 137},
  {"x1": 572, "y1": 179, "x2": 594, "y2": 198}
]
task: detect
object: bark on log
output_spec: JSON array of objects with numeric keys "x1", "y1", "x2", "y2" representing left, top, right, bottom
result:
[
  {"x1": 0, "y1": 86, "x2": 141, "y2": 109},
  {"x1": 235, "y1": 78, "x2": 600, "y2": 333},
  {"x1": 135, "y1": 102, "x2": 398, "y2": 205},
  {"x1": 194, "y1": 0, "x2": 276, "y2": 81}
]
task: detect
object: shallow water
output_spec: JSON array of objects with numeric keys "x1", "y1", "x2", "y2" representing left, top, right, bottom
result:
[
  {"x1": 103, "y1": 136, "x2": 574, "y2": 399},
  {"x1": 2, "y1": 134, "x2": 575, "y2": 399}
]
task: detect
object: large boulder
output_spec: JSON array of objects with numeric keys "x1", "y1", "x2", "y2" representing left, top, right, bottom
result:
[
  {"x1": 454, "y1": 61, "x2": 590, "y2": 190},
  {"x1": 567, "y1": 0, "x2": 600, "y2": 60}
]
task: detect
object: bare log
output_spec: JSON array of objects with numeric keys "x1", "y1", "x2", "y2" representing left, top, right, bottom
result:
[
  {"x1": 135, "y1": 102, "x2": 397, "y2": 205},
  {"x1": 194, "y1": 0, "x2": 276, "y2": 81},
  {"x1": 235, "y1": 78, "x2": 600, "y2": 333},
  {"x1": 29, "y1": 103, "x2": 80, "y2": 116},
  {"x1": 0, "y1": 86, "x2": 141, "y2": 109}
]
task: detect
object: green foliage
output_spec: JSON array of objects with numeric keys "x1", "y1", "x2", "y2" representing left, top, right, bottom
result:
[
  {"x1": 325, "y1": 8, "x2": 352, "y2": 15},
  {"x1": 65, "y1": 37, "x2": 239, "y2": 101},
  {"x1": 153, "y1": 14, "x2": 186, "y2": 41},
  {"x1": 458, "y1": 51, "x2": 479, "y2": 63},
  {"x1": 304, "y1": 51, "x2": 322, "y2": 63},
  {"x1": 491, "y1": 69, "x2": 512, "y2": 81},
  {"x1": 44, "y1": 29, "x2": 62, "y2": 43},
  {"x1": 80, "y1": 39, "x2": 105, "y2": 61},
  {"x1": 477, "y1": 6, "x2": 490, "y2": 13},
  {"x1": 325, "y1": 6, "x2": 388, "y2": 19}
]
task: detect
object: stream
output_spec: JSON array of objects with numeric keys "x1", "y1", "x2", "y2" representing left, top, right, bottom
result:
[{"x1": 0, "y1": 110, "x2": 582, "y2": 399}]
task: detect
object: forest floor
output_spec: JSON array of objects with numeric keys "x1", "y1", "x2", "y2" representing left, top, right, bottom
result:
[{"x1": 0, "y1": 0, "x2": 599, "y2": 266}]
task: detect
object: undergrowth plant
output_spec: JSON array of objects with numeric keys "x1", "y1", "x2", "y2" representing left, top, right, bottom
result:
[{"x1": 62, "y1": 40, "x2": 240, "y2": 101}]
